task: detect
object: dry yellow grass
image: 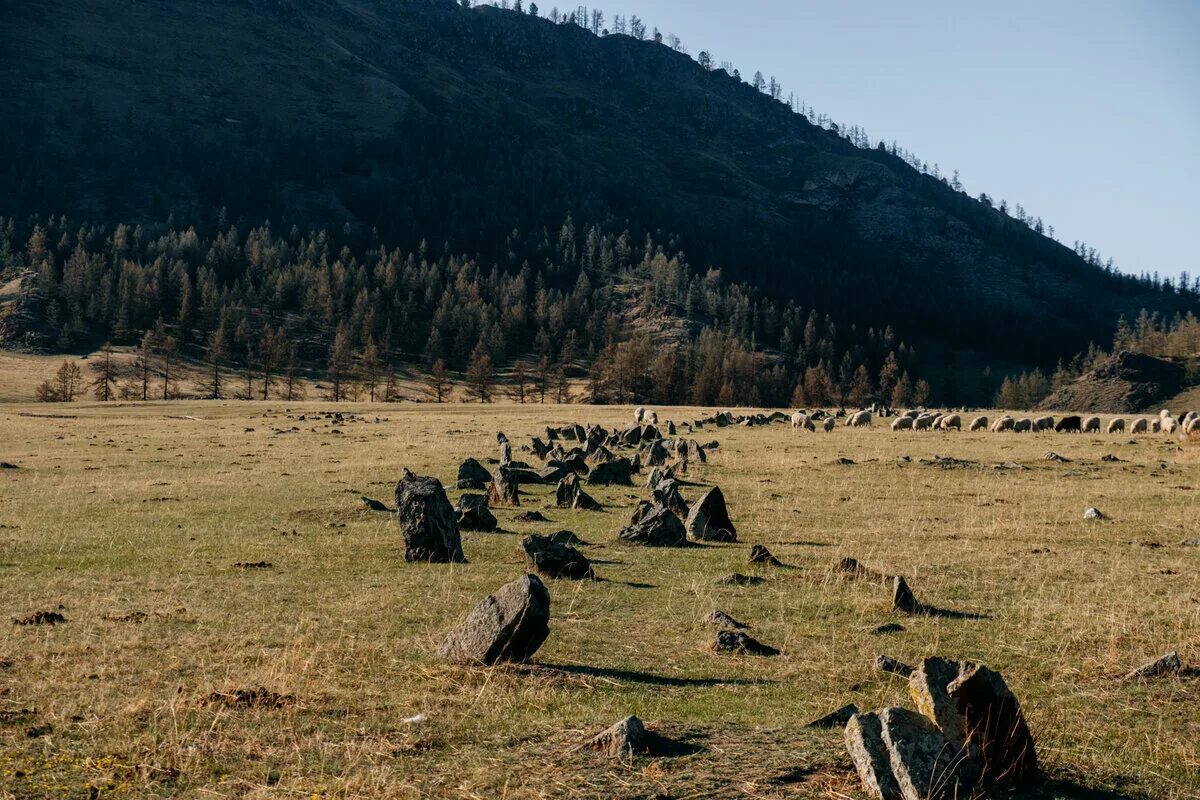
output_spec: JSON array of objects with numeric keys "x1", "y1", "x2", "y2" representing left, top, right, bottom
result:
[{"x1": 0, "y1": 401, "x2": 1197, "y2": 799}]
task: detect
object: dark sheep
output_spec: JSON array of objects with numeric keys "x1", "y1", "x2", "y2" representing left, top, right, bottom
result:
[{"x1": 1055, "y1": 415, "x2": 1082, "y2": 433}]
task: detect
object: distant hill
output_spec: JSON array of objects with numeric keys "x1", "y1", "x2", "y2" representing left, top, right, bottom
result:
[
  {"x1": 2, "y1": 0, "x2": 1197, "y2": 402},
  {"x1": 1040, "y1": 351, "x2": 1190, "y2": 413}
]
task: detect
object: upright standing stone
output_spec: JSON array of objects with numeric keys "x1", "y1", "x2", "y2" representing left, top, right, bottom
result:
[
  {"x1": 456, "y1": 457, "x2": 492, "y2": 490},
  {"x1": 908, "y1": 658, "x2": 979, "y2": 782},
  {"x1": 947, "y1": 663, "x2": 1038, "y2": 783},
  {"x1": 395, "y1": 469, "x2": 465, "y2": 563},
  {"x1": 845, "y1": 711, "x2": 903, "y2": 800},
  {"x1": 438, "y1": 574, "x2": 551, "y2": 665},
  {"x1": 879, "y1": 707, "x2": 964, "y2": 800},
  {"x1": 685, "y1": 486, "x2": 737, "y2": 542},
  {"x1": 487, "y1": 466, "x2": 520, "y2": 507}
]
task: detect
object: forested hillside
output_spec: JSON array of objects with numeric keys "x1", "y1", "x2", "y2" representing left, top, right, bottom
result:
[{"x1": 2, "y1": 0, "x2": 1196, "y2": 403}]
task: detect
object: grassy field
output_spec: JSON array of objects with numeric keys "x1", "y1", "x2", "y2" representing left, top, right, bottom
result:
[{"x1": 0, "y1": 401, "x2": 1196, "y2": 799}]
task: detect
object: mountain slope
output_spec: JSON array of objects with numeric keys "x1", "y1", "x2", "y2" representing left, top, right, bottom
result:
[{"x1": 2, "y1": 0, "x2": 1195, "y2": 381}]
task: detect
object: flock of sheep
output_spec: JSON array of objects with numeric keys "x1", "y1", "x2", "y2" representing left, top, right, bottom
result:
[{"x1": 790, "y1": 407, "x2": 1200, "y2": 435}]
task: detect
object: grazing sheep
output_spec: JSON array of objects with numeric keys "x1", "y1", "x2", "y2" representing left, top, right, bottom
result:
[
  {"x1": 1162, "y1": 416, "x2": 1179, "y2": 433},
  {"x1": 1106, "y1": 418, "x2": 1125, "y2": 434},
  {"x1": 938, "y1": 414, "x2": 962, "y2": 431},
  {"x1": 1083, "y1": 416, "x2": 1101, "y2": 433},
  {"x1": 902, "y1": 409, "x2": 920, "y2": 419},
  {"x1": 913, "y1": 414, "x2": 935, "y2": 431},
  {"x1": 1151, "y1": 419, "x2": 1161, "y2": 433},
  {"x1": 847, "y1": 410, "x2": 873, "y2": 427},
  {"x1": 791, "y1": 411, "x2": 806, "y2": 432},
  {"x1": 991, "y1": 416, "x2": 1015, "y2": 432},
  {"x1": 635, "y1": 407, "x2": 646, "y2": 424},
  {"x1": 1033, "y1": 416, "x2": 1054, "y2": 431},
  {"x1": 1055, "y1": 415, "x2": 1082, "y2": 433},
  {"x1": 1014, "y1": 418, "x2": 1032, "y2": 433},
  {"x1": 1130, "y1": 418, "x2": 1148, "y2": 434},
  {"x1": 969, "y1": 415, "x2": 989, "y2": 432},
  {"x1": 1186, "y1": 417, "x2": 1200, "y2": 434},
  {"x1": 822, "y1": 416, "x2": 836, "y2": 432},
  {"x1": 891, "y1": 416, "x2": 914, "y2": 431},
  {"x1": 647, "y1": 411, "x2": 659, "y2": 426}
]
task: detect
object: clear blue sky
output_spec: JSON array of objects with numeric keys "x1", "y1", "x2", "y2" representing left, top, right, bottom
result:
[{"x1": 601, "y1": 0, "x2": 1199, "y2": 281}]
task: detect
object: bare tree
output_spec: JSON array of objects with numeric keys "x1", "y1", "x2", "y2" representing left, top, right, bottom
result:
[{"x1": 90, "y1": 342, "x2": 118, "y2": 401}]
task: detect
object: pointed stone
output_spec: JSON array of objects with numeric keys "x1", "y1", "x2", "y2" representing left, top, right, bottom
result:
[
  {"x1": 395, "y1": 470, "x2": 464, "y2": 563},
  {"x1": 438, "y1": 574, "x2": 550, "y2": 665}
]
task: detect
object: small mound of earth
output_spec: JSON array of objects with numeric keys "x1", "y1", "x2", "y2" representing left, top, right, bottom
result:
[
  {"x1": 234, "y1": 561, "x2": 273, "y2": 569},
  {"x1": 13, "y1": 611, "x2": 67, "y2": 626},
  {"x1": 204, "y1": 687, "x2": 294, "y2": 709}
]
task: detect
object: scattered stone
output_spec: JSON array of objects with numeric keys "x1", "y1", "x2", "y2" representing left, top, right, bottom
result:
[
  {"x1": 1101, "y1": 453, "x2": 1123, "y2": 462},
  {"x1": 619, "y1": 504, "x2": 688, "y2": 547},
  {"x1": 879, "y1": 706, "x2": 965, "y2": 800},
  {"x1": 0, "y1": 462, "x2": 18, "y2": 470},
  {"x1": 1124, "y1": 651, "x2": 1182, "y2": 682},
  {"x1": 12, "y1": 611, "x2": 67, "y2": 626},
  {"x1": 719, "y1": 573, "x2": 766, "y2": 587},
  {"x1": 845, "y1": 711, "x2": 902, "y2": 800},
  {"x1": 514, "y1": 510, "x2": 548, "y2": 523},
  {"x1": 1083, "y1": 507, "x2": 1105, "y2": 520},
  {"x1": 706, "y1": 609, "x2": 748, "y2": 629},
  {"x1": 548, "y1": 529, "x2": 589, "y2": 547},
  {"x1": 101, "y1": 611, "x2": 148, "y2": 623},
  {"x1": 651, "y1": 478, "x2": 689, "y2": 517},
  {"x1": 456, "y1": 458, "x2": 492, "y2": 490},
  {"x1": 204, "y1": 687, "x2": 294, "y2": 709},
  {"x1": 685, "y1": 486, "x2": 737, "y2": 542},
  {"x1": 836, "y1": 557, "x2": 892, "y2": 586},
  {"x1": 555, "y1": 473, "x2": 602, "y2": 511},
  {"x1": 361, "y1": 496, "x2": 389, "y2": 512},
  {"x1": 487, "y1": 467, "x2": 521, "y2": 508},
  {"x1": 455, "y1": 494, "x2": 498, "y2": 532},
  {"x1": 748, "y1": 544, "x2": 784, "y2": 567},
  {"x1": 1042, "y1": 452, "x2": 1071, "y2": 463},
  {"x1": 520, "y1": 534, "x2": 594, "y2": 580},
  {"x1": 395, "y1": 469, "x2": 465, "y2": 563},
  {"x1": 870, "y1": 623, "x2": 906, "y2": 636},
  {"x1": 892, "y1": 576, "x2": 922, "y2": 614},
  {"x1": 946, "y1": 661, "x2": 1038, "y2": 783},
  {"x1": 1183, "y1": 539, "x2": 1200, "y2": 547},
  {"x1": 806, "y1": 703, "x2": 859, "y2": 729},
  {"x1": 585, "y1": 715, "x2": 648, "y2": 756},
  {"x1": 836, "y1": 457, "x2": 856, "y2": 465},
  {"x1": 712, "y1": 629, "x2": 779, "y2": 656},
  {"x1": 874, "y1": 655, "x2": 914, "y2": 677},
  {"x1": 233, "y1": 561, "x2": 273, "y2": 569},
  {"x1": 908, "y1": 657, "x2": 974, "y2": 775},
  {"x1": 438, "y1": 574, "x2": 551, "y2": 665},
  {"x1": 585, "y1": 457, "x2": 634, "y2": 486}
]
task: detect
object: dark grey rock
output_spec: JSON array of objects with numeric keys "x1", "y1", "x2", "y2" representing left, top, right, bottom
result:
[
  {"x1": 438, "y1": 574, "x2": 550, "y2": 665},
  {"x1": 395, "y1": 470, "x2": 464, "y2": 563},
  {"x1": 487, "y1": 466, "x2": 520, "y2": 507},
  {"x1": 455, "y1": 493, "x2": 497, "y2": 532},
  {"x1": 520, "y1": 534, "x2": 594, "y2": 580},
  {"x1": 585, "y1": 457, "x2": 633, "y2": 486},
  {"x1": 619, "y1": 504, "x2": 688, "y2": 547},
  {"x1": 807, "y1": 703, "x2": 859, "y2": 729},
  {"x1": 685, "y1": 486, "x2": 737, "y2": 542},
  {"x1": 712, "y1": 629, "x2": 779, "y2": 656}
]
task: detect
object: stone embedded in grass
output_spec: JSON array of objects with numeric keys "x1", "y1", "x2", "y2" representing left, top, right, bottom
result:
[
  {"x1": 946, "y1": 662, "x2": 1038, "y2": 783},
  {"x1": 719, "y1": 573, "x2": 766, "y2": 587},
  {"x1": 395, "y1": 469, "x2": 465, "y2": 563},
  {"x1": 455, "y1": 494, "x2": 497, "y2": 532},
  {"x1": 586, "y1": 457, "x2": 634, "y2": 486},
  {"x1": 892, "y1": 576, "x2": 922, "y2": 614},
  {"x1": 585, "y1": 715, "x2": 647, "y2": 756},
  {"x1": 651, "y1": 478, "x2": 689, "y2": 518},
  {"x1": 845, "y1": 711, "x2": 901, "y2": 800},
  {"x1": 233, "y1": 561, "x2": 273, "y2": 570},
  {"x1": 520, "y1": 534, "x2": 594, "y2": 580},
  {"x1": 555, "y1": 474, "x2": 601, "y2": 511},
  {"x1": 873, "y1": 655, "x2": 914, "y2": 677},
  {"x1": 879, "y1": 706, "x2": 967, "y2": 800},
  {"x1": 1124, "y1": 651, "x2": 1181, "y2": 682},
  {"x1": 619, "y1": 504, "x2": 688, "y2": 547},
  {"x1": 455, "y1": 458, "x2": 491, "y2": 491},
  {"x1": 685, "y1": 486, "x2": 737, "y2": 543},
  {"x1": 1083, "y1": 507, "x2": 1105, "y2": 520},
  {"x1": 204, "y1": 687, "x2": 294, "y2": 709},
  {"x1": 513, "y1": 510, "x2": 548, "y2": 523},
  {"x1": 548, "y1": 529, "x2": 588, "y2": 547},
  {"x1": 487, "y1": 467, "x2": 521, "y2": 508},
  {"x1": 711, "y1": 629, "x2": 779, "y2": 656},
  {"x1": 360, "y1": 496, "x2": 389, "y2": 512},
  {"x1": 748, "y1": 544, "x2": 784, "y2": 567},
  {"x1": 0, "y1": 462, "x2": 18, "y2": 469},
  {"x1": 907, "y1": 657, "x2": 974, "y2": 774},
  {"x1": 12, "y1": 610, "x2": 66, "y2": 626},
  {"x1": 438, "y1": 574, "x2": 550, "y2": 665},
  {"x1": 806, "y1": 702, "x2": 859, "y2": 729},
  {"x1": 706, "y1": 609, "x2": 748, "y2": 629},
  {"x1": 836, "y1": 557, "x2": 892, "y2": 586},
  {"x1": 870, "y1": 623, "x2": 906, "y2": 636}
]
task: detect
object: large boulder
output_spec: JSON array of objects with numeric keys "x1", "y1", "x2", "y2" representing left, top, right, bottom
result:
[
  {"x1": 456, "y1": 458, "x2": 492, "y2": 490},
  {"x1": 487, "y1": 466, "x2": 521, "y2": 507},
  {"x1": 586, "y1": 457, "x2": 633, "y2": 486},
  {"x1": 395, "y1": 470, "x2": 465, "y2": 563},
  {"x1": 619, "y1": 504, "x2": 688, "y2": 547},
  {"x1": 455, "y1": 494, "x2": 497, "y2": 532},
  {"x1": 555, "y1": 474, "x2": 602, "y2": 511},
  {"x1": 946, "y1": 662, "x2": 1038, "y2": 783},
  {"x1": 685, "y1": 486, "x2": 737, "y2": 542},
  {"x1": 520, "y1": 534, "x2": 594, "y2": 580},
  {"x1": 438, "y1": 574, "x2": 551, "y2": 665},
  {"x1": 846, "y1": 707, "x2": 963, "y2": 800},
  {"x1": 908, "y1": 657, "x2": 977, "y2": 779}
]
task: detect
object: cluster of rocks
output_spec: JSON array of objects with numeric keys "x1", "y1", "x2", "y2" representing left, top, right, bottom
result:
[{"x1": 845, "y1": 657, "x2": 1037, "y2": 799}]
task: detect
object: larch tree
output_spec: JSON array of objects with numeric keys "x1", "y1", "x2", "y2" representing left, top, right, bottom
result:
[
  {"x1": 90, "y1": 342, "x2": 118, "y2": 401},
  {"x1": 423, "y1": 358, "x2": 452, "y2": 403},
  {"x1": 463, "y1": 342, "x2": 495, "y2": 403}
]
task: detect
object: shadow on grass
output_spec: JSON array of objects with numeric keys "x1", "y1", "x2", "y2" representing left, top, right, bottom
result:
[
  {"x1": 911, "y1": 604, "x2": 990, "y2": 621},
  {"x1": 536, "y1": 663, "x2": 770, "y2": 688},
  {"x1": 1016, "y1": 779, "x2": 1146, "y2": 800}
]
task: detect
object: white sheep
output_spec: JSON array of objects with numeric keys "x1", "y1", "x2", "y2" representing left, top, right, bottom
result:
[
  {"x1": 847, "y1": 410, "x2": 873, "y2": 427},
  {"x1": 969, "y1": 415, "x2": 989, "y2": 432},
  {"x1": 1162, "y1": 416, "x2": 1179, "y2": 433},
  {"x1": 791, "y1": 411, "x2": 806, "y2": 432},
  {"x1": 1083, "y1": 416, "x2": 1101, "y2": 433},
  {"x1": 938, "y1": 413, "x2": 962, "y2": 431},
  {"x1": 1130, "y1": 418, "x2": 1148, "y2": 434},
  {"x1": 991, "y1": 416, "x2": 1015, "y2": 432},
  {"x1": 1106, "y1": 418, "x2": 1125, "y2": 434},
  {"x1": 891, "y1": 416, "x2": 914, "y2": 431},
  {"x1": 913, "y1": 414, "x2": 934, "y2": 431}
]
